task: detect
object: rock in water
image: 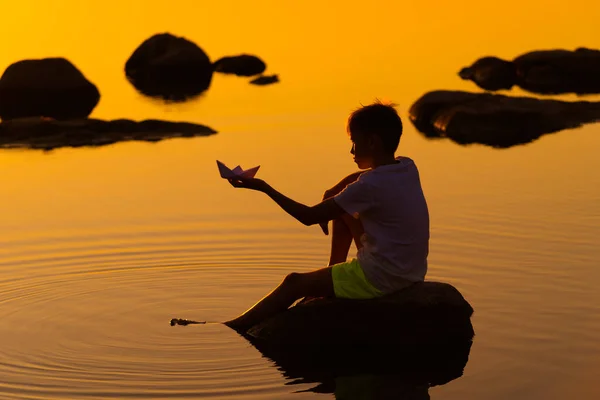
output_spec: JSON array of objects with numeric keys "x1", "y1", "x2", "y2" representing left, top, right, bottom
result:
[
  {"x1": 459, "y1": 48, "x2": 600, "y2": 95},
  {"x1": 409, "y1": 90, "x2": 600, "y2": 148},
  {"x1": 0, "y1": 58, "x2": 100, "y2": 121},
  {"x1": 213, "y1": 54, "x2": 267, "y2": 76},
  {"x1": 125, "y1": 33, "x2": 213, "y2": 101},
  {"x1": 246, "y1": 281, "x2": 474, "y2": 349}
]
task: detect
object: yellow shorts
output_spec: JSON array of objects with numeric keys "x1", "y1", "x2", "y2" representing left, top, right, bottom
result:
[{"x1": 331, "y1": 258, "x2": 383, "y2": 299}]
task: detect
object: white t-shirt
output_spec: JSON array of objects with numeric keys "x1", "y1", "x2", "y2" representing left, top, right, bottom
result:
[{"x1": 333, "y1": 156, "x2": 429, "y2": 293}]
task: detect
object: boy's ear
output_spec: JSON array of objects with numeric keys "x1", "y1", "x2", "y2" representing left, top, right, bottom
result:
[{"x1": 368, "y1": 134, "x2": 381, "y2": 149}]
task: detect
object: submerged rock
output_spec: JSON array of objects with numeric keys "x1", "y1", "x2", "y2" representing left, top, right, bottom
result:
[
  {"x1": 125, "y1": 33, "x2": 213, "y2": 101},
  {"x1": 0, "y1": 117, "x2": 216, "y2": 150},
  {"x1": 409, "y1": 90, "x2": 600, "y2": 148},
  {"x1": 0, "y1": 58, "x2": 100, "y2": 121},
  {"x1": 459, "y1": 48, "x2": 600, "y2": 95},
  {"x1": 213, "y1": 54, "x2": 266, "y2": 76},
  {"x1": 249, "y1": 74, "x2": 279, "y2": 86},
  {"x1": 247, "y1": 281, "x2": 474, "y2": 348}
]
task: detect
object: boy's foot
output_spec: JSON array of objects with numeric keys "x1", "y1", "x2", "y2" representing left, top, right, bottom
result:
[{"x1": 170, "y1": 318, "x2": 206, "y2": 326}]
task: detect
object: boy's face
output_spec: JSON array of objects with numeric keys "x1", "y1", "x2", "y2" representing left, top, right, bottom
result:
[{"x1": 349, "y1": 130, "x2": 375, "y2": 169}]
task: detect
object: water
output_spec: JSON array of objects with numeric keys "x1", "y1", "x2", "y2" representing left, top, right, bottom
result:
[{"x1": 1, "y1": 1, "x2": 600, "y2": 398}]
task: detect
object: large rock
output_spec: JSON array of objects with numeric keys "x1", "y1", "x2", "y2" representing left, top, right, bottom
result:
[
  {"x1": 125, "y1": 33, "x2": 213, "y2": 101},
  {"x1": 213, "y1": 54, "x2": 266, "y2": 76},
  {"x1": 459, "y1": 48, "x2": 600, "y2": 95},
  {"x1": 409, "y1": 90, "x2": 600, "y2": 148},
  {"x1": 0, "y1": 117, "x2": 216, "y2": 151},
  {"x1": 242, "y1": 281, "x2": 473, "y2": 396},
  {"x1": 247, "y1": 281, "x2": 474, "y2": 348},
  {"x1": 0, "y1": 58, "x2": 100, "y2": 121}
]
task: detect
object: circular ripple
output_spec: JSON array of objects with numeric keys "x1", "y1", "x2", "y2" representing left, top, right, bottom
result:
[{"x1": 0, "y1": 222, "x2": 327, "y2": 399}]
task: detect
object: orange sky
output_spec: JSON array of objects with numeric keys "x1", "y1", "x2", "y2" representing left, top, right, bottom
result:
[{"x1": 1, "y1": 0, "x2": 600, "y2": 231}]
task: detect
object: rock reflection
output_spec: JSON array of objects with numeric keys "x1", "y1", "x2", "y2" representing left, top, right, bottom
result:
[
  {"x1": 409, "y1": 90, "x2": 600, "y2": 148},
  {"x1": 247, "y1": 335, "x2": 472, "y2": 399},
  {"x1": 0, "y1": 117, "x2": 216, "y2": 151}
]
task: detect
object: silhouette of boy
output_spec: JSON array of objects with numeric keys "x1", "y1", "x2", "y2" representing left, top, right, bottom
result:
[{"x1": 225, "y1": 101, "x2": 429, "y2": 331}]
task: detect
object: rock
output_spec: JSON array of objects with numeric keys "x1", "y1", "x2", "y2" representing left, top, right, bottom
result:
[
  {"x1": 459, "y1": 56, "x2": 516, "y2": 91},
  {"x1": 213, "y1": 54, "x2": 266, "y2": 76},
  {"x1": 125, "y1": 33, "x2": 213, "y2": 101},
  {"x1": 249, "y1": 74, "x2": 279, "y2": 86},
  {"x1": 409, "y1": 90, "x2": 600, "y2": 148},
  {"x1": 459, "y1": 48, "x2": 600, "y2": 95},
  {"x1": 247, "y1": 281, "x2": 474, "y2": 348},
  {"x1": 0, "y1": 117, "x2": 216, "y2": 151},
  {"x1": 242, "y1": 281, "x2": 473, "y2": 395},
  {"x1": 0, "y1": 58, "x2": 100, "y2": 121}
]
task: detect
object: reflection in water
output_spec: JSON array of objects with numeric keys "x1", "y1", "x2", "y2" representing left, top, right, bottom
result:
[
  {"x1": 250, "y1": 74, "x2": 280, "y2": 86},
  {"x1": 247, "y1": 334, "x2": 472, "y2": 399},
  {"x1": 459, "y1": 48, "x2": 600, "y2": 95},
  {"x1": 0, "y1": 117, "x2": 216, "y2": 151},
  {"x1": 409, "y1": 90, "x2": 600, "y2": 148}
]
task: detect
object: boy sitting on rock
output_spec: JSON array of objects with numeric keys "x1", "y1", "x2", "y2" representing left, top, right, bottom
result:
[{"x1": 225, "y1": 101, "x2": 430, "y2": 332}]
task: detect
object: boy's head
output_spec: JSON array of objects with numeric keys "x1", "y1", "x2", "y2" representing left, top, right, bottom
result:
[{"x1": 347, "y1": 100, "x2": 403, "y2": 169}]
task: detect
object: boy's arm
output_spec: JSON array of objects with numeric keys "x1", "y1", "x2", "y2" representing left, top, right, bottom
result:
[
  {"x1": 229, "y1": 177, "x2": 346, "y2": 226},
  {"x1": 323, "y1": 170, "x2": 365, "y2": 199},
  {"x1": 319, "y1": 170, "x2": 365, "y2": 234}
]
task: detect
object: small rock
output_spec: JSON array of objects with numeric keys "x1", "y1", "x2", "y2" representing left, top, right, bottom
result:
[
  {"x1": 213, "y1": 54, "x2": 266, "y2": 76},
  {"x1": 249, "y1": 74, "x2": 279, "y2": 86}
]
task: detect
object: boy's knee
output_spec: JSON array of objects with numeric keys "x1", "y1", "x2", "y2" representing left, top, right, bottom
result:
[
  {"x1": 341, "y1": 212, "x2": 359, "y2": 225},
  {"x1": 283, "y1": 272, "x2": 302, "y2": 287}
]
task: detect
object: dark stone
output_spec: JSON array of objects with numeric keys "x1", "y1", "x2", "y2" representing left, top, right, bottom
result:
[
  {"x1": 409, "y1": 90, "x2": 600, "y2": 148},
  {"x1": 249, "y1": 74, "x2": 279, "y2": 85},
  {"x1": 125, "y1": 33, "x2": 213, "y2": 101},
  {"x1": 242, "y1": 281, "x2": 473, "y2": 396},
  {"x1": 0, "y1": 117, "x2": 216, "y2": 151},
  {"x1": 0, "y1": 58, "x2": 100, "y2": 121},
  {"x1": 459, "y1": 56, "x2": 516, "y2": 91},
  {"x1": 247, "y1": 281, "x2": 474, "y2": 347},
  {"x1": 213, "y1": 54, "x2": 266, "y2": 76},
  {"x1": 459, "y1": 48, "x2": 600, "y2": 95}
]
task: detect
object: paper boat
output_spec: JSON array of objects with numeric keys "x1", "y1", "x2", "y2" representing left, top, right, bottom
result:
[{"x1": 216, "y1": 160, "x2": 260, "y2": 179}]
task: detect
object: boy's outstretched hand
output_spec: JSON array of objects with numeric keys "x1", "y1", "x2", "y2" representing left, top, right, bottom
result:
[{"x1": 228, "y1": 177, "x2": 268, "y2": 192}]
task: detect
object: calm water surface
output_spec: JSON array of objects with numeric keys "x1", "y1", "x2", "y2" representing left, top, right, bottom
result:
[{"x1": 1, "y1": 1, "x2": 600, "y2": 399}]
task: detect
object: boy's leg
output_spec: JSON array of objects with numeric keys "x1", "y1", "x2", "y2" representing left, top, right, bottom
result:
[
  {"x1": 328, "y1": 213, "x2": 365, "y2": 266},
  {"x1": 225, "y1": 267, "x2": 334, "y2": 332}
]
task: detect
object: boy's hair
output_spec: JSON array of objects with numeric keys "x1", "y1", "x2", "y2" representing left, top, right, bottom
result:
[{"x1": 347, "y1": 100, "x2": 403, "y2": 153}]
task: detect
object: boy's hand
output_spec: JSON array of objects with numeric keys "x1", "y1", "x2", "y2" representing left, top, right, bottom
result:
[{"x1": 228, "y1": 177, "x2": 268, "y2": 192}]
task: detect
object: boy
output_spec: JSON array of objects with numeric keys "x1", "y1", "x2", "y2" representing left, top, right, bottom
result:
[{"x1": 225, "y1": 101, "x2": 429, "y2": 332}]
